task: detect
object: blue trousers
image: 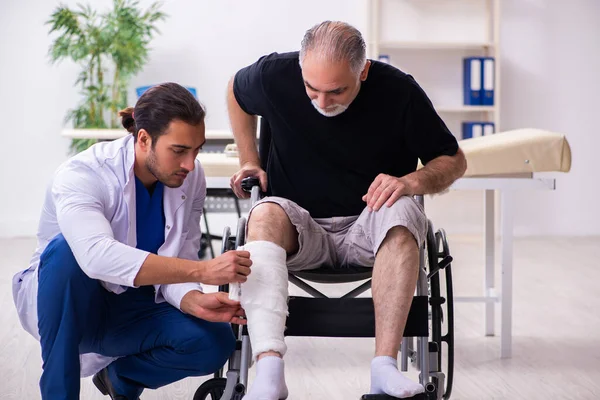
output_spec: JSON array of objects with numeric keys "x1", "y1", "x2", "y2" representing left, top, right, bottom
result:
[{"x1": 37, "y1": 234, "x2": 236, "y2": 400}]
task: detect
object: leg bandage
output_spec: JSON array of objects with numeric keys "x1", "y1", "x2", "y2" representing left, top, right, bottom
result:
[{"x1": 230, "y1": 240, "x2": 288, "y2": 361}]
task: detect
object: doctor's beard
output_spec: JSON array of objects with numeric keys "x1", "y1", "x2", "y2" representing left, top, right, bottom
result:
[
  {"x1": 311, "y1": 100, "x2": 348, "y2": 117},
  {"x1": 146, "y1": 149, "x2": 187, "y2": 188}
]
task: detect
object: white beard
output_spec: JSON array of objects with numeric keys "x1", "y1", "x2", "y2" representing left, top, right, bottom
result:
[{"x1": 311, "y1": 100, "x2": 348, "y2": 117}]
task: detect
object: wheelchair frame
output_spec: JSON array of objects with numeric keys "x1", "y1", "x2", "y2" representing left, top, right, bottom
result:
[{"x1": 193, "y1": 183, "x2": 455, "y2": 400}]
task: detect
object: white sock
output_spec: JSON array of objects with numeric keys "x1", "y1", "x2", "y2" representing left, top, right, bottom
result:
[
  {"x1": 370, "y1": 356, "x2": 425, "y2": 398},
  {"x1": 243, "y1": 356, "x2": 288, "y2": 400}
]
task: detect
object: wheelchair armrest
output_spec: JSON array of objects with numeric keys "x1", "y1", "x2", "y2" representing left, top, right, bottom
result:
[
  {"x1": 241, "y1": 176, "x2": 261, "y2": 193},
  {"x1": 241, "y1": 176, "x2": 263, "y2": 205}
]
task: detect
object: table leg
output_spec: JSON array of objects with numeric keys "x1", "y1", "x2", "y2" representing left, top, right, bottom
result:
[
  {"x1": 500, "y1": 190, "x2": 514, "y2": 358},
  {"x1": 484, "y1": 190, "x2": 496, "y2": 336}
]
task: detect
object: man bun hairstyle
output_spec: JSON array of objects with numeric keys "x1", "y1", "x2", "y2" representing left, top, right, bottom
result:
[{"x1": 119, "y1": 107, "x2": 136, "y2": 134}]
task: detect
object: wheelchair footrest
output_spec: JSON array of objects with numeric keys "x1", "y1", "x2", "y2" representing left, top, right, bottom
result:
[{"x1": 361, "y1": 393, "x2": 429, "y2": 400}]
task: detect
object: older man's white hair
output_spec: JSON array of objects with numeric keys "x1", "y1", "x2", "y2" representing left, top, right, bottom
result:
[{"x1": 299, "y1": 21, "x2": 367, "y2": 77}]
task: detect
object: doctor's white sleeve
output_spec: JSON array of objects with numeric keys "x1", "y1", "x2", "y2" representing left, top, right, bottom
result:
[
  {"x1": 157, "y1": 167, "x2": 206, "y2": 310},
  {"x1": 53, "y1": 164, "x2": 150, "y2": 288}
]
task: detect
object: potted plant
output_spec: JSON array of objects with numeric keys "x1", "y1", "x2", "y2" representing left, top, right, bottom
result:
[{"x1": 47, "y1": 0, "x2": 167, "y2": 153}]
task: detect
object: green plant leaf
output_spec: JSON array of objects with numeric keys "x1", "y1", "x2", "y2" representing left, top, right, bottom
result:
[
  {"x1": 70, "y1": 138, "x2": 98, "y2": 153},
  {"x1": 47, "y1": 0, "x2": 167, "y2": 153}
]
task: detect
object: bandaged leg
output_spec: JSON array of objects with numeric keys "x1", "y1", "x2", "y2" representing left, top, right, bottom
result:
[{"x1": 230, "y1": 240, "x2": 289, "y2": 400}]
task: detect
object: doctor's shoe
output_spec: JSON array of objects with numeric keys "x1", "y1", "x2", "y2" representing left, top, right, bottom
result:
[{"x1": 92, "y1": 367, "x2": 140, "y2": 400}]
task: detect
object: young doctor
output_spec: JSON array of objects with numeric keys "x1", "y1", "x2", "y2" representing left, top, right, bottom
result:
[{"x1": 12, "y1": 82, "x2": 252, "y2": 400}]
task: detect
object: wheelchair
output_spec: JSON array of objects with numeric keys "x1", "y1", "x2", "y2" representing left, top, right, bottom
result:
[
  {"x1": 192, "y1": 177, "x2": 455, "y2": 400},
  {"x1": 193, "y1": 118, "x2": 455, "y2": 400}
]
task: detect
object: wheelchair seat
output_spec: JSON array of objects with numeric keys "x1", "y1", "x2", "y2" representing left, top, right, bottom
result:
[{"x1": 291, "y1": 264, "x2": 373, "y2": 284}]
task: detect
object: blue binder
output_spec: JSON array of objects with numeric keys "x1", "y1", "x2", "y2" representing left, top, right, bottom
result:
[
  {"x1": 481, "y1": 57, "x2": 495, "y2": 105},
  {"x1": 378, "y1": 54, "x2": 390, "y2": 64},
  {"x1": 462, "y1": 122, "x2": 484, "y2": 139},
  {"x1": 483, "y1": 122, "x2": 495, "y2": 136},
  {"x1": 463, "y1": 57, "x2": 482, "y2": 105}
]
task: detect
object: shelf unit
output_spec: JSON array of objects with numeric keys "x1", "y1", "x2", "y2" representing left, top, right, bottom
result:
[
  {"x1": 379, "y1": 41, "x2": 495, "y2": 51},
  {"x1": 61, "y1": 129, "x2": 237, "y2": 140},
  {"x1": 366, "y1": 0, "x2": 501, "y2": 136},
  {"x1": 365, "y1": 0, "x2": 510, "y2": 356},
  {"x1": 61, "y1": 128, "x2": 243, "y2": 153}
]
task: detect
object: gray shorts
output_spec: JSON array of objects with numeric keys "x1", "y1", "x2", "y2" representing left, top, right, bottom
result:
[{"x1": 247, "y1": 196, "x2": 428, "y2": 272}]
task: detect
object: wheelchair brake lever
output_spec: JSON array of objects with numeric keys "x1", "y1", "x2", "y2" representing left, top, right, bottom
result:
[{"x1": 426, "y1": 255, "x2": 453, "y2": 280}]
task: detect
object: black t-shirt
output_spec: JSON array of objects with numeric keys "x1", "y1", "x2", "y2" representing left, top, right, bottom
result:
[{"x1": 233, "y1": 51, "x2": 458, "y2": 218}]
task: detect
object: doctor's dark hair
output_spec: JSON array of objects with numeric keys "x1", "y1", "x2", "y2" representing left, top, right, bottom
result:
[{"x1": 118, "y1": 82, "x2": 206, "y2": 146}]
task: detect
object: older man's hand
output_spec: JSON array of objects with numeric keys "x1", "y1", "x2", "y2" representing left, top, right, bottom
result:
[
  {"x1": 230, "y1": 162, "x2": 268, "y2": 199},
  {"x1": 362, "y1": 173, "x2": 414, "y2": 212}
]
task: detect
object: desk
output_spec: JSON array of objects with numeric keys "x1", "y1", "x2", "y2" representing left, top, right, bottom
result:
[
  {"x1": 198, "y1": 153, "x2": 557, "y2": 359},
  {"x1": 61, "y1": 128, "x2": 238, "y2": 140}
]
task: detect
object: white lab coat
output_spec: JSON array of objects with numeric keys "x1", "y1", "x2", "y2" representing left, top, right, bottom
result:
[{"x1": 12, "y1": 134, "x2": 206, "y2": 377}]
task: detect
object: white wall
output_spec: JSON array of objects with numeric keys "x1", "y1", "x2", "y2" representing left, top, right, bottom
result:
[
  {"x1": 499, "y1": 0, "x2": 600, "y2": 236},
  {"x1": 0, "y1": 0, "x2": 598, "y2": 237}
]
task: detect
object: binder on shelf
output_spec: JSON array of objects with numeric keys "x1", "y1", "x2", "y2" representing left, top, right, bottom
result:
[
  {"x1": 463, "y1": 57, "x2": 482, "y2": 105},
  {"x1": 462, "y1": 122, "x2": 484, "y2": 140},
  {"x1": 481, "y1": 57, "x2": 495, "y2": 105},
  {"x1": 483, "y1": 122, "x2": 495, "y2": 136},
  {"x1": 378, "y1": 54, "x2": 390, "y2": 64}
]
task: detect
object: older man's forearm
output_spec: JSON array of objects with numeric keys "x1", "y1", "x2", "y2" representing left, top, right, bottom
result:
[
  {"x1": 226, "y1": 77, "x2": 260, "y2": 167},
  {"x1": 403, "y1": 148, "x2": 467, "y2": 195}
]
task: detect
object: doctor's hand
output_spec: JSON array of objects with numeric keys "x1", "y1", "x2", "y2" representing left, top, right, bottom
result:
[
  {"x1": 200, "y1": 250, "x2": 252, "y2": 285},
  {"x1": 362, "y1": 174, "x2": 414, "y2": 212},
  {"x1": 230, "y1": 162, "x2": 267, "y2": 199},
  {"x1": 181, "y1": 291, "x2": 246, "y2": 325}
]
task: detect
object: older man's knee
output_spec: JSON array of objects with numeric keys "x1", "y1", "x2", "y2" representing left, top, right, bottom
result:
[
  {"x1": 383, "y1": 226, "x2": 418, "y2": 250},
  {"x1": 248, "y1": 202, "x2": 288, "y2": 228},
  {"x1": 384, "y1": 197, "x2": 426, "y2": 246},
  {"x1": 247, "y1": 202, "x2": 298, "y2": 252}
]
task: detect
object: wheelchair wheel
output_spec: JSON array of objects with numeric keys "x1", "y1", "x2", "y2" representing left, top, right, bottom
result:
[
  {"x1": 193, "y1": 378, "x2": 227, "y2": 400},
  {"x1": 427, "y1": 223, "x2": 454, "y2": 400}
]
